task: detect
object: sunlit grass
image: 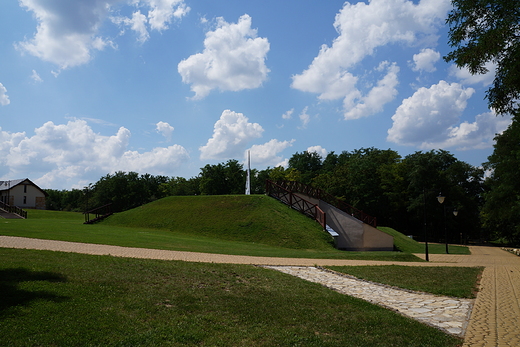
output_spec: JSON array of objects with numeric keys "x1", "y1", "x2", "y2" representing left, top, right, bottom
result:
[
  {"x1": 327, "y1": 265, "x2": 483, "y2": 298},
  {"x1": 0, "y1": 248, "x2": 463, "y2": 347},
  {"x1": 1, "y1": 197, "x2": 425, "y2": 261}
]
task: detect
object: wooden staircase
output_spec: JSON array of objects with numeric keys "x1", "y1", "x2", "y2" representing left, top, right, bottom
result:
[
  {"x1": 84, "y1": 204, "x2": 113, "y2": 224},
  {"x1": 0, "y1": 201, "x2": 27, "y2": 219},
  {"x1": 266, "y1": 180, "x2": 393, "y2": 251}
]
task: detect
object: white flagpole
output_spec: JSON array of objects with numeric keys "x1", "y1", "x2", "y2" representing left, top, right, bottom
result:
[{"x1": 245, "y1": 150, "x2": 251, "y2": 195}]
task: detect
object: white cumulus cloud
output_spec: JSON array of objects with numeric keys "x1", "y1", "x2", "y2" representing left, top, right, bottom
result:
[
  {"x1": 344, "y1": 62, "x2": 400, "y2": 120},
  {"x1": 16, "y1": 0, "x2": 189, "y2": 69},
  {"x1": 112, "y1": 10, "x2": 150, "y2": 43},
  {"x1": 200, "y1": 110, "x2": 264, "y2": 160},
  {"x1": 412, "y1": 48, "x2": 440, "y2": 72},
  {"x1": 449, "y1": 61, "x2": 496, "y2": 87},
  {"x1": 178, "y1": 14, "x2": 270, "y2": 99},
  {"x1": 16, "y1": 0, "x2": 116, "y2": 69},
  {"x1": 291, "y1": 0, "x2": 450, "y2": 119},
  {"x1": 0, "y1": 119, "x2": 189, "y2": 189},
  {"x1": 248, "y1": 139, "x2": 295, "y2": 168},
  {"x1": 112, "y1": 0, "x2": 190, "y2": 43},
  {"x1": 386, "y1": 80, "x2": 507, "y2": 150},
  {"x1": 147, "y1": 0, "x2": 190, "y2": 31},
  {"x1": 299, "y1": 107, "x2": 310, "y2": 129},
  {"x1": 0, "y1": 83, "x2": 10, "y2": 106},
  {"x1": 420, "y1": 112, "x2": 512, "y2": 150},
  {"x1": 282, "y1": 108, "x2": 294, "y2": 120},
  {"x1": 156, "y1": 121, "x2": 175, "y2": 141},
  {"x1": 307, "y1": 145, "x2": 328, "y2": 158}
]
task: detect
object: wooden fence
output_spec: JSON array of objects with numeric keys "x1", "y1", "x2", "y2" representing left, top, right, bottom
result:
[
  {"x1": 84, "y1": 203, "x2": 113, "y2": 224},
  {"x1": 0, "y1": 200, "x2": 27, "y2": 219},
  {"x1": 269, "y1": 180, "x2": 377, "y2": 227},
  {"x1": 265, "y1": 180, "x2": 326, "y2": 229}
]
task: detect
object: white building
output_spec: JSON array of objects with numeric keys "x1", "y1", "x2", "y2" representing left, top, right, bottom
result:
[{"x1": 0, "y1": 179, "x2": 47, "y2": 209}]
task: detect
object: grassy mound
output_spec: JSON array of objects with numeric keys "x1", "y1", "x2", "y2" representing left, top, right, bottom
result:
[
  {"x1": 1, "y1": 199, "x2": 419, "y2": 260},
  {"x1": 103, "y1": 195, "x2": 334, "y2": 250},
  {"x1": 378, "y1": 226, "x2": 470, "y2": 254}
]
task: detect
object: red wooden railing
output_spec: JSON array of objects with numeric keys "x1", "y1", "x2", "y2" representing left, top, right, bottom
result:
[
  {"x1": 269, "y1": 180, "x2": 377, "y2": 227},
  {"x1": 265, "y1": 180, "x2": 326, "y2": 229}
]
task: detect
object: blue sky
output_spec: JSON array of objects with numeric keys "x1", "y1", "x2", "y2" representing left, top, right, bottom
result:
[{"x1": 0, "y1": 0, "x2": 512, "y2": 189}]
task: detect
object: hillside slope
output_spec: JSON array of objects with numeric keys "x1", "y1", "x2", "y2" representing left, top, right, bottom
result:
[{"x1": 103, "y1": 195, "x2": 334, "y2": 250}]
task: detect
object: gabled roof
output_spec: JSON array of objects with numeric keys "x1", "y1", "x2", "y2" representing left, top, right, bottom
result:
[{"x1": 0, "y1": 178, "x2": 48, "y2": 196}]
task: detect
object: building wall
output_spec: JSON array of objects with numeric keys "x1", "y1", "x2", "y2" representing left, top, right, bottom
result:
[{"x1": 8, "y1": 184, "x2": 46, "y2": 209}]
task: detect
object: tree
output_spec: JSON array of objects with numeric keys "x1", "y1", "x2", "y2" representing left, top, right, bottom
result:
[
  {"x1": 321, "y1": 151, "x2": 339, "y2": 173},
  {"x1": 224, "y1": 159, "x2": 246, "y2": 195},
  {"x1": 199, "y1": 160, "x2": 245, "y2": 195},
  {"x1": 482, "y1": 118, "x2": 520, "y2": 245},
  {"x1": 44, "y1": 188, "x2": 84, "y2": 211},
  {"x1": 313, "y1": 148, "x2": 402, "y2": 226},
  {"x1": 250, "y1": 168, "x2": 272, "y2": 194},
  {"x1": 401, "y1": 150, "x2": 484, "y2": 242},
  {"x1": 160, "y1": 176, "x2": 201, "y2": 196},
  {"x1": 268, "y1": 166, "x2": 288, "y2": 182},
  {"x1": 199, "y1": 163, "x2": 227, "y2": 195},
  {"x1": 90, "y1": 172, "x2": 168, "y2": 212},
  {"x1": 445, "y1": 0, "x2": 520, "y2": 116},
  {"x1": 267, "y1": 166, "x2": 302, "y2": 182},
  {"x1": 446, "y1": 0, "x2": 520, "y2": 244},
  {"x1": 288, "y1": 151, "x2": 322, "y2": 184}
]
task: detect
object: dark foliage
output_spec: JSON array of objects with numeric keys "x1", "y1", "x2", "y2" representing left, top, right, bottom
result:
[
  {"x1": 445, "y1": 0, "x2": 520, "y2": 116},
  {"x1": 45, "y1": 147, "x2": 492, "y2": 243},
  {"x1": 482, "y1": 118, "x2": 520, "y2": 245}
]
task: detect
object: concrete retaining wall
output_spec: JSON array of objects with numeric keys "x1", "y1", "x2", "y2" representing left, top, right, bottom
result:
[
  {"x1": 295, "y1": 193, "x2": 393, "y2": 251},
  {"x1": 319, "y1": 202, "x2": 393, "y2": 251}
]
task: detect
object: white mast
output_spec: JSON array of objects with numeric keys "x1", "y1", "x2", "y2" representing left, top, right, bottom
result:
[{"x1": 245, "y1": 150, "x2": 251, "y2": 195}]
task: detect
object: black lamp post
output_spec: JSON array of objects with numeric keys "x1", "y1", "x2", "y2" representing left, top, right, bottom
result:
[
  {"x1": 83, "y1": 185, "x2": 90, "y2": 224},
  {"x1": 424, "y1": 190, "x2": 445, "y2": 262},
  {"x1": 442, "y1": 206, "x2": 459, "y2": 253}
]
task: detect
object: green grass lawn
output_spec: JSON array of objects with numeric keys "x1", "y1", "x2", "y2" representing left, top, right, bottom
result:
[
  {"x1": 2, "y1": 196, "x2": 470, "y2": 260},
  {"x1": 0, "y1": 248, "x2": 463, "y2": 347},
  {"x1": 327, "y1": 265, "x2": 483, "y2": 298}
]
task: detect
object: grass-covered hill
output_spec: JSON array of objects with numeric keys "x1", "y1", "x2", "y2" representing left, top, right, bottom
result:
[
  {"x1": 0, "y1": 195, "x2": 468, "y2": 258},
  {"x1": 102, "y1": 195, "x2": 334, "y2": 251}
]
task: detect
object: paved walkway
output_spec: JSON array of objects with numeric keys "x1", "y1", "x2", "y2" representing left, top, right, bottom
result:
[
  {"x1": 1, "y1": 236, "x2": 519, "y2": 346},
  {"x1": 263, "y1": 265, "x2": 473, "y2": 337}
]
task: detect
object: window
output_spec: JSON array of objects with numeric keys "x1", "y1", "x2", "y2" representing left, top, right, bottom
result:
[
  {"x1": 23, "y1": 196, "x2": 27, "y2": 204},
  {"x1": 24, "y1": 185, "x2": 27, "y2": 193}
]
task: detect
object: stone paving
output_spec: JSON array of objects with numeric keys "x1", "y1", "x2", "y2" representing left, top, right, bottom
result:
[
  {"x1": 1, "y1": 236, "x2": 520, "y2": 346},
  {"x1": 262, "y1": 265, "x2": 473, "y2": 337}
]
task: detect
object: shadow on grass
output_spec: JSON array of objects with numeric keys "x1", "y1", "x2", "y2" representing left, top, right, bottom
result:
[{"x1": 0, "y1": 268, "x2": 68, "y2": 316}]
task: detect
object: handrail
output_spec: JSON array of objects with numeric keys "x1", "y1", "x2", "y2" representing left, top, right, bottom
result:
[
  {"x1": 0, "y1": 200, "x2": 27, "y2": 218},
  {"x1": 271, "y1": 180, "x2": 377, "y2": 227},
  {"x1": 0, "y1": 200, "x2": 28, "y2": 219},
  {"x1": 84, "y1": 203, "x2": 113, "y2": 224},
  {"x1": 265, "y1": 180, "x2": 326, "y2": 229}
]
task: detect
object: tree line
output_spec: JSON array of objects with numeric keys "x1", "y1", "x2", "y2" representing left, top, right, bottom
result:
[
  {"x1": 45, "y1": 147, "x2": 498, "y2": 244},
  {"x1": 444, "y1": 0, "x2": 520, "y2": 245}
]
